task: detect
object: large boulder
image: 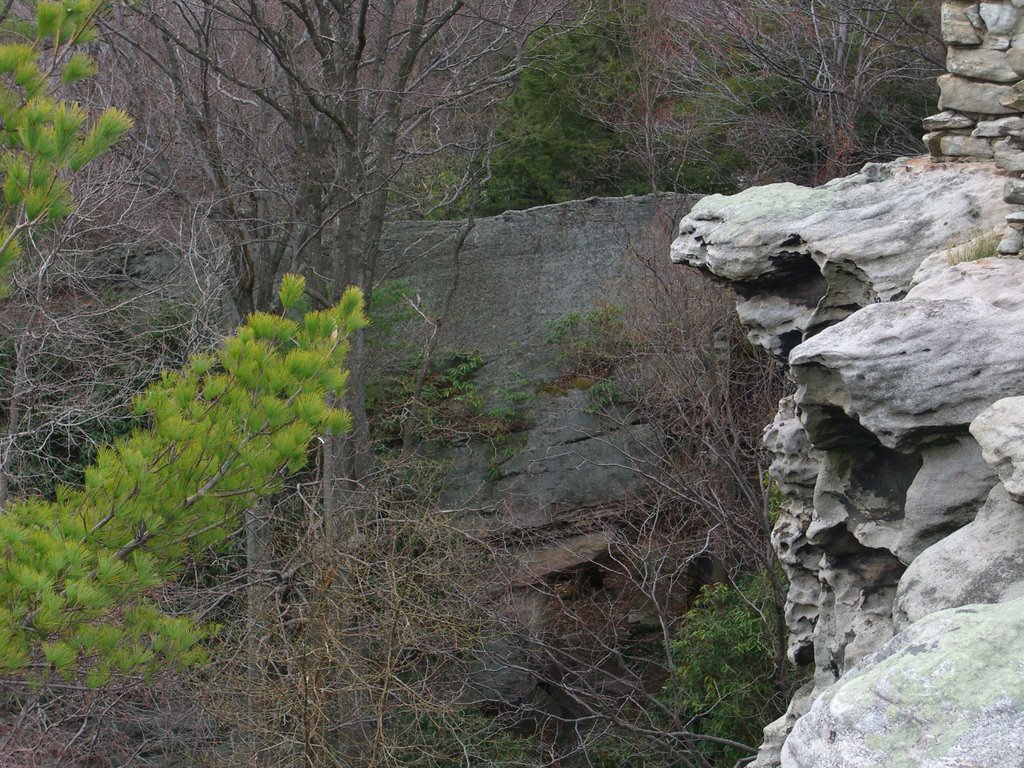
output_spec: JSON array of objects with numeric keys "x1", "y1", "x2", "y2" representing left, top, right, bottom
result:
[
  {"x1": 790, "y1": 296, "x2": 1024, "y2": 451},
  {"x1": 670, "y1": 159, "x2": 1010, "y2": 358},
  {"x1": 897, "y1": 436, "x2": 995, "y2": 563},
  {"x1": 893, "y1": 485, "x2": 1024, "y2": 629},
  {"x1": 782, "y1": 598, "x2": 1024, "y2": 768}
]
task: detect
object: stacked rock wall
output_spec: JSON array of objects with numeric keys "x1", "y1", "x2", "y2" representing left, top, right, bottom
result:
[{"x1": 928, "y1": 1, "x2": 1024, "y2": 253}]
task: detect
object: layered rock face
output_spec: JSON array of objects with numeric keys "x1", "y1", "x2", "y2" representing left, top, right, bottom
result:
[{"x1": 672, "y1": 41, "x2": 1024, "y2": 759}]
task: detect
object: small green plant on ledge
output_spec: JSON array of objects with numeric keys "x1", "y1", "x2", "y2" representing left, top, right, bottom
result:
[
  {"x1": 946, "y1": 230, "x2": 1000, "y2": 266},
  {"x1": 546, "y1": 304, "x2": 627, "y2": 381},
  {"x1": 368, "y1": 352, "x2": 535, "y2": 450}
]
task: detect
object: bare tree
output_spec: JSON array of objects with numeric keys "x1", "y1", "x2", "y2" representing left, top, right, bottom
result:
[
  {"x1": 108, "y1": 1, "x2": 574, "y2": 532},
  {"x1": 671, "y1": 0, "x2": 943, "y2": 184}
]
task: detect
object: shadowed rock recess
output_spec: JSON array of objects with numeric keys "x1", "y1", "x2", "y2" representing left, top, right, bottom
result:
[{"x1": 671, "y1": 7, "x2": 1024, "y2": 755}]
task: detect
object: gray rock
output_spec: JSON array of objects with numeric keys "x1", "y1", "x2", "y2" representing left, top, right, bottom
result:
[
  {"x1": 942, "y1": 1, "x2": 984, "y2": 44},
  {"x1": 938, "y1": 133, "x2": 994, "y2": 157},
  {"x1": 753, "y1": 683, "x2": 817, "y2": 768},
  {"x1": 906, "y1": 255, "x2": 1024, "y2": 308},
  {"x1": 1006, "y1": 176, "x2": 1024, "y2": 203},
  {"x1": 386, "y1": 193, "x2": 694, "y2": 392},
  {"x1": 983, "y1": 33, "x2": 1013, "y2": 49},
  {"x1": 938, "y1": 74, "x2": 1015, "y2": 115},
  {"x1": 765, "y1": 398, "x2": 823, "y2": 663},
  {"x1": 973, "y1": 116, "x2": 1023, "y2": 136},
  {"x1": 998, "y1": 225, "x2": 1024, "y2": 252},
  {"x1": 947, "y1": 46, "x2": 1017, "y2": 82},
  {"x1": 970, "y1": 396, "x2": 1024, "y2": 501},
  {"x1": 894, "y1": 485, "x2": 1024, "y2": 629},
  {"x1": 445, "y1": 390, "x2": 661, "y2": 533},
  {"x1": 898, "y1": 436, "x2": 996, "y2": 563},
  {"x1": 996, "y1": 115, "x2": 1024, "y2": 135},
  {"x1": 811, "y1": 550, "x2": 903, "y2": 680},
  {"x1": 671, "y1": 159, "x2": 1010, "y2": 358},
  {"x1": 790, "y1": 296, "x2": 1024, "y2": 451},
  {"x1": 908, "y1": 249, "x2": 955, "y2": 287},
  {"x1": 782, "y1": 597, "x2": 1024, "y2": 768},
  {"x1": 981, "y1": 0, "x2": 1019, "y2": 33},
  {"x1": 921, "y1": 130, "x2": 943, "y2": 157},
  {"x1": 999, "y1": 79, "x2": 1024, "y2": 111},
  {"x1": 922, "y1": 110, "x2": 976, "y2": 131},
  {"x1": 808, "y1": 445, "x2": 919, "y2": 555},
  {"x1": 1007, "y1": 43, "x2": 1024, "y2": 75},
  {"x1": 994, "y1": 137, "x2": 1024, "y2": 171}
]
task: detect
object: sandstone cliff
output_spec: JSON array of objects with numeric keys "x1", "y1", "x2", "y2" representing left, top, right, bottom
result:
[{"x1": 670, "y1": 3, "x2": 1024, "y2": 763}]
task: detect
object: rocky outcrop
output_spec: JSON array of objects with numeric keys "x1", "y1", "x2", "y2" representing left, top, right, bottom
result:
[
  {"x1": 384, "y1": 194, "x2": 694, "y2": 390},
  {"x1": 671, "y1": 159, "x2": 1011, "y2": 357},
  {"x1": 672, "y1": 151, "x2": 1024, "y2": 764},
  {"x1": 382, "y1": 195, "x2": 693, "y2": 539},
  {"x1": 782, "y1": 598, "x2": 1024, "y2": 768}
]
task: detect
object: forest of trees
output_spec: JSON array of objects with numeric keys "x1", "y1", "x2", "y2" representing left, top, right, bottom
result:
[{"x1": 0, "y1": 1, "x2": 943, "y2": 766}]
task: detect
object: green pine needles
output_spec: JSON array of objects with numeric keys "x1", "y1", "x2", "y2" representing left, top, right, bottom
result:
[
  {"x1": 0, "y1": 0, "x2": 132, "y2": 268},
  {"x1": 0, "y1": 274, "x2": 368, "y2": 686}
]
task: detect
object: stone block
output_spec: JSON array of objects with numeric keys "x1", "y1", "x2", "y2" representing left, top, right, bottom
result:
[
  {"x1": 1005, "y1": 177, "x2": 1024, "y2": 203},
  {"x1": 981, "y1": 1, "x2": 1018, "y2": 34},
  {"x1": 922, "y1": 131, "x2": 945, "y2": 156},
  {"x1": 973, "y1": 116, "x2": 1023, "y2": 136},
  {"x1": 948, "y1": 46, "x2": 1018, "y2": 81},
  {"x1": 938, "y1": 74, "x2": 1016, "y2": 115},
  {"x1": 996, "y1": 115, "x2": 1024, "y2": 134},
  {"x1": 1001, "y1": 80, "x2": 1024, "y2": 110},
  {"x1": 983, "y1": 34, "x2": 1013, "y2": 49},
  {"x1": 922, "y1": 110, "x2": 976, "y2": 131},
  {"x1": 940, "y1": 133, "x2": 995, "y2": 157},
  {"x1": 998, "y1": 226, "x2": 1024, "y2": 252},
  {"x1": 1007, "y1": 44, "x2": 1024, "y2": 74},
  {"x1": 994, "y1": 137, "x2": 1024, "y2": 171},
  {"x1": 943, "y1": 1, "x2": 984, "y2": 45}
]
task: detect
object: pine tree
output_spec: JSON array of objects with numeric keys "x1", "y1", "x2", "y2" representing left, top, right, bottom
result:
[
  {"x1": 0, "y1": 0, "x2": 132, "y2": 270},
  {"x1": 0, "y1": 273, "x2": 367, "y2": 683},
  {"x1": 0, "y1": 3, "x2": 370, "y2": 685}
]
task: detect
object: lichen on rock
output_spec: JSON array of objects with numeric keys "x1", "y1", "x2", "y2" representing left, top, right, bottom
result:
[{"x1": 781, "y1": 598, "x2": 1024, "y2": 768}]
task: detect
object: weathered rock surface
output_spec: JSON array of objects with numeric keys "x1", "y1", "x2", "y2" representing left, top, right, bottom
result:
[
  {"x1": 790, "y1": 296, "x2": 1024, "y2": 451},
  {"x1": 764, "y1": 397, "x2": 822, "y2": 665},
  {"x1": 672, "y1": 158, "x2": 1024, "y2": 767},
  {"x1": 894, "y1": 485, "x2": 1024, "y2": 629},
  {"x1": 781, "y1": 598, "x2": 1024, "y2": 768},
  {"x1": 970, "y1": 395, "x2": 1024, "y2": 499},
  {"x1": 938, "y1": 73, "x2": 1016, "y2": 114},
  {"x1": 381, "y1": 194, "x2": 694, "y2": 711},
  {"x1": 948, "y1": 46, "x2": 1018, "y2": 81},
  {"x1": 385, "y1": 193, "x2": 695, "y2": 390},
  {"x1": 898, "y1": 436, "x2": 995, "y2": 563},
  {"x1": 942, "y1": 1, "x2": 984, "y2": 46},
  {"x1": 670, "y1": 159, "x2": 1010, "y2": 358},
  {"x1": 444, "y1": 389, "x2": 661, "y2": 533}
]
